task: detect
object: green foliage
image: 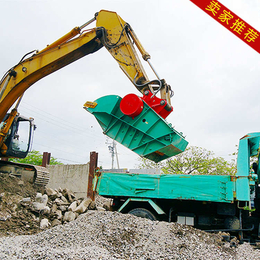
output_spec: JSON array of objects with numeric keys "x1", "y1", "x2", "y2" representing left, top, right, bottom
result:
[
  {"x1": 9, "y1": 150, "x2": 63, "y2": 166},
  {"x1": 138, "y1": 146, "x2": 236, "y2": 175},
  {"x1": 137, "y1": 157, "x2": 165, "y2": 170}
]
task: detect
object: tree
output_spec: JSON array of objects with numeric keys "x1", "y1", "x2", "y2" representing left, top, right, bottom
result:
[
  {"x1": 137, "y1": 157, "x2": 165, "y2": 170},
  {"x1": 138, "y1": 146, "x2": 236, "y2": 175},
  {"x1": 9, "y1": 150, "x2": 63, "y2": 166}
]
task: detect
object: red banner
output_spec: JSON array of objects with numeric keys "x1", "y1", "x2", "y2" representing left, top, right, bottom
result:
[{"x1": 190, "y1": 0, "x2": 260, "y2": 54}]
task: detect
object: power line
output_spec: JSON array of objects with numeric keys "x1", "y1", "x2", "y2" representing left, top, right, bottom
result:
[
  {"x1": 54, "y1": 157, "x2": 85, "y2": 164},
  {"x1": 19, "y1": 103, "x2": 102, "y2": 139},
  {"x1": 33, "y1": 142, "x2": 89, "y2": 161},
  {"x1": 17, "y1": 102, "x2": 112, "y2": 165},
  {"x1": 34, "y1": 128, "x2": 104, "y2": 153}
]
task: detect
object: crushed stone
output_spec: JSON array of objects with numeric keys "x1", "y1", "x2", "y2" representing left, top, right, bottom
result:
[{"x1": 0, "y1": 210, "x2": 259, "y2": 260}]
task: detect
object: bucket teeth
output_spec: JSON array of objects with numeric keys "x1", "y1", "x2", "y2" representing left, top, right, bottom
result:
[{"x1": 84, "y1": 101, "x2": 97, "y2": 109}]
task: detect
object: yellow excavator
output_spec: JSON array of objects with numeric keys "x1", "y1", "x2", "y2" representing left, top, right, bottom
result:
[{"x1": 0, "y1": 10, "x2": 187, "y2": 184}]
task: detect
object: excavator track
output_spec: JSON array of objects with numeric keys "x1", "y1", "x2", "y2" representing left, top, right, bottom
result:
[{"x1": 0, "y1": 160, "x2": 50, "y2": 186}]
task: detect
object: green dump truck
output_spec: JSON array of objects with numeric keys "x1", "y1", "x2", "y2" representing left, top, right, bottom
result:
[{"x1": 94, "y1": 133, "x2": 260, "y2": 242}]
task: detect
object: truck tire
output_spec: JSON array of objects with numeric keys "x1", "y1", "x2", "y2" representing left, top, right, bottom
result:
[
  {"x1": 128, "y1": 208, "x2": 157, "y2": 221},
  {"x1": 224, "y1": 216, "x2": 240, "y2": 230}
]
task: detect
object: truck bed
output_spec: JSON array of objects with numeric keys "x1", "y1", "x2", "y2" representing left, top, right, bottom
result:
[{"x1": 96, "y1": 172, "x2": 235, "y2": 203}]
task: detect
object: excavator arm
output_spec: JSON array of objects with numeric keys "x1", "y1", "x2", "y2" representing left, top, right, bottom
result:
[
  {"x1": 0, "y1": 10, "x2": 186, "y2": 163},
  {"x1": 0, "y1": 10, "x2": 171, "y2": 123}
]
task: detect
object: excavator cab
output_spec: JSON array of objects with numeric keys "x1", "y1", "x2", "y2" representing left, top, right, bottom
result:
[{"x1": 0, "y1": 114, "x2": 35, "y2": 159}]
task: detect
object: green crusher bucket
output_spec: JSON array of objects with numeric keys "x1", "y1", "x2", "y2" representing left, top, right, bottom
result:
[{"x1": 84, "y1": 95, "x2": 188, "y2": 163}]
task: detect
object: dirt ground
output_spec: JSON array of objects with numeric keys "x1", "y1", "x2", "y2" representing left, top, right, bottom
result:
[{"x1": 0, "y1": 172, "x2": 44, "y2": 237}]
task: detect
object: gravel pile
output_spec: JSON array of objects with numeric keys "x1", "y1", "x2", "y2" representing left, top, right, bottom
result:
[{"x1": 0, "y1": 210, "x2": 259, "y2": 259}]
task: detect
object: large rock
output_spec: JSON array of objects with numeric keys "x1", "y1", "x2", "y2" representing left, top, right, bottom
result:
[
  {"x1": 88, "y1": 201, "x2": 97, "y2": 210},
  {"x1": 68, "y1": 201, "x2": 77, "y2": 211},
  {"x1": 54, "y1": 198, "x2": 68, "y2": 205},
  {"x1": 63, "y1": 211, "x2": 76, "y2": 222},
  {"x1": 40, "y1": 206, "x2": 50, "y2": 215},
  {"x1": 103, "y1": 201, "x2": 112, "y2": 211},
  {"x1": 60, "y1": 195, "x2": 69, "y2": 204},
  {"x1": 51, "y1": 204, "x2": 58, "y2": 213},
  {"x1": 97, "y1": 207, "x2": 106, "y2": 212},
  {"x1": 74, "y1": 198, "x2": 92, "y2": 214},
  {"x1": 31, "y1": 202, "x2": 45, "y2": 212},
  {"x1": 35, "y1": 193, "x2": 48, "y2": 206},
  {"x1": 52, "y1": 219, "x2": 62, "y2": 227},
  {"x1": 41, "y1": 194, "x2": 48, "y2": 206},
  {"x1": 0, "y1": 211, "x2": 11, "y2": 221},
  {"x1": 0, "y1": 193, "x2": 5, "y2": 202},
  {"x1": 62, "y1": 188, "x2": 76, "y2": 203},
  {"x1": 21, "y1": 197, "x2": 31, "y2": 203},
  {"x1": 45, "y1": 188, "x2": 58, "y2": 200},
  {"x1": 40, "y1": 218, "x2": 50, "y2": 229},
  {"x1": 55, "y1": 210, "x2": 63, "y2": 220},
  {"x1": 59, "y1": 205, "x2": 68, "y2": 212},
  {"x1": 35, "y1": 193, "x2": 43, "y2": 203}
]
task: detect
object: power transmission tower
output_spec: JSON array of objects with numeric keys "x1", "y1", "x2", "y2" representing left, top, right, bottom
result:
[{"x1": 106, "y1": 138, "x2": 120, "y2": 169}]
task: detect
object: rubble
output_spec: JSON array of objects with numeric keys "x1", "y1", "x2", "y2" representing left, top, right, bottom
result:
[
  {"x1": 0, "y1": 173, "x2": 109, "y2": 236},
  {"x1": 0, "y1": 211, "x2": 260, "y2": 259},
  {"x1": 16, "y1": 187, "x2": 103, "y2": 229},
  {"x1": 0, "y1": 172, "x2": 259, "y2": 259}
]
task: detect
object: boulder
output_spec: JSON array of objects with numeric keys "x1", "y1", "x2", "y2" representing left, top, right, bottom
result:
[
  {"x1": 54, "y1": 198, "x2": 69, "y2": 206},
  {"x1": 74, "y1": 198, "x2": 92, "y2": 214},
  {"x1": 21, "y1": 197, "x2": 31, "y2": 203},
  {"x1": 68, "y1": 201, "x2": 77, "y2": 211},
  {"x1": 62, "y1": 188, "x2": 76, "y2": 202},
  {"x1": 56, "y1": 192, "x2": 63, "y2": 198},
  {"x1": 59, "y1": 205, "x2": 67, "y2": 212},
  {"x1": 45, "y1": 188, "x2": 58, "y2": 200},
  {"x1": 41, "y1": 194, "x2": 48, "y2": 206},
  {"x1": 88, "y1": 201, "x2": 97, "y2": 210},
  {"x1": 55, "y1": 210, "x2": 63, "y2": 220},
  {"x1": 63, "y1": 211, "x2": 76, "y2": 222},
  {"x1": 35, "y1": 193, "x2": 48, "y2": 206},
  {"x1": 52, "y1": 219, "x2": 62, "y2": 227},
  {"x1": 97, "y1": 207, "x2": 106, "y2": 212},
  {"x1": 18, "y1": 180, "x2": 24, "y2": 186},
  {"x1": 35, "y1": 193, "x2": 43, "y2": 203},
  {"x1": 0, "y1": 211, "x2": 12, "y2": 221},
  {"x1": 40, "y1": 206, "x2": 50, "y2": 215},
  {"x1": 51, "y1": 204, "x2": 58, "y2": 213},
  {"x1": 40, "y1": 218, "x2": 50, "y2": 229},
  {"x1": 54, "y1": 198, "x2": 65, "y2": 205},
  {"x1": 31, "y1": 202, "x2": 45, "y2": 212},
  {"x1": 103, "y1": 201, "x2": 112, "y2": 211},
  {"x1": 60, "y1": 195, "x2": 68, "y2": 204}
]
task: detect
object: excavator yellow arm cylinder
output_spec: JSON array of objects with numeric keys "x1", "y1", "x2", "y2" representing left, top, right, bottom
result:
[{"x1": 39, "y1": 27, "x2": 81, "y2": 54}]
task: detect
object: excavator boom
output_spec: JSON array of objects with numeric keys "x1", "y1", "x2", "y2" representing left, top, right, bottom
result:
[{"x1": 0, "y1": 10, "x2": 187, "y2": 164}]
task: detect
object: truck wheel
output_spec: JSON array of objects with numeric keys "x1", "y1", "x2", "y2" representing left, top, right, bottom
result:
[
  {"x1": 224, "y1": 216, "x2": 240, "y2": 230},
  {"x1": 128, "y1": 208, "x2": 157, "y2": 221}
]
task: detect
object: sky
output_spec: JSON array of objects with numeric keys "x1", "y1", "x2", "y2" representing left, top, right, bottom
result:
[{"x1": 1, "y1": 0, "x2": 260, "y2": 169}]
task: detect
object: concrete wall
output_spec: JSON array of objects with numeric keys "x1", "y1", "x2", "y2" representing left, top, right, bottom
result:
[{"x1": 46, "y1": 163, "x2": 89, "y2": 198}]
